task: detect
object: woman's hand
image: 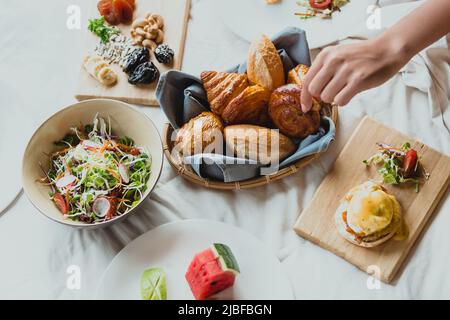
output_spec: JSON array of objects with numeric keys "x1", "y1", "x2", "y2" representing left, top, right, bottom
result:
[
  {"x1": 301, "y1": 0, "x2": 450, "y2": 112},
  {"x1": 301, "y1": 37, "x2": 408, "y2": 112}
]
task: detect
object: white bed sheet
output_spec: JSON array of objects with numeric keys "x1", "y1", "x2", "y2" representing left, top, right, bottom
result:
[{"x1": 0, "y1": 0, "x2": 448, "y2": 299}]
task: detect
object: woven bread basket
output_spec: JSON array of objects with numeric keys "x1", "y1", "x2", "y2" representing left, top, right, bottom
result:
[{"x1": 162, "y1": 104, "x2": 338, "y2": 190}]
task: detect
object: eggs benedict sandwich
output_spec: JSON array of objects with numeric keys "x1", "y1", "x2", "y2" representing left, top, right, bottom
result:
[{"x1": 335, "y1": 181, "x2": 407, "y2": 248}]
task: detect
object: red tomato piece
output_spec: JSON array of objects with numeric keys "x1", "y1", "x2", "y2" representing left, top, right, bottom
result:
[
  {"x1": 309, "y1": 0, "x2": 332, "y2": 10},
  {"x1": 403, "y1": 149, "x2": 418, "y2": 178},
  {"x1": 53, "y1": 193, "x2": 68, "y2": 214}
]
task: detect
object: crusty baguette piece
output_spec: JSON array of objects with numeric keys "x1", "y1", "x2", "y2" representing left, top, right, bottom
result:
[
  {"x1": 224, "y1": 124, "x2": 296, "y2": 165},
  {"x1": 247, "y1": 35, "x2": 285, "y2": 91},
  {"x1": 175, "y1": 111, "x2": 224, "y2": 156}
]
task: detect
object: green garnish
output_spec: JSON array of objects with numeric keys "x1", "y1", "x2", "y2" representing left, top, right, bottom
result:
[
  {"x1": 119, "y1": 136, "x2": 135, "y2": 147},
  {"x1": 141, "y1": 268, "x2": 167, "y2": 300},
  {"x1": 88, "y1": 17, "x2": 119, "y2": 43},
  {"x1": 401, "y1": 142, "x2": 411, "y2": 150},
  {"x1": 363, "y1": 142, "x2": 427, "y2": 192},
  {"x1": 54, "y1": 133, "x2": 80, "y2": 147},
  {"x1": 295, "y1": 0, "x2": 349, "y2": 19}
]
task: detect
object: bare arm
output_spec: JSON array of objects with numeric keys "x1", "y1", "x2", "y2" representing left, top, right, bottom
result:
[{"x1": 301, "y1": 0, "x2": 450, "y2": 111}]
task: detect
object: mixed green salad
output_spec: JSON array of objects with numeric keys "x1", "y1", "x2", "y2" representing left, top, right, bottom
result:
[
  {"x1": 39, "y1": 115, "x2": 152, "y2": 223},
  {"x1": 363, "y1": 142, "x2": 429, "y2": 192},
  {"x1": 296, "y1": 0, "x2": 349, "y2": 19}
]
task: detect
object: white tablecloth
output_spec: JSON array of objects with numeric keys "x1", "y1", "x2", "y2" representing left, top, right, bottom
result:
[{"x1": 0, "y1": 0, "x2": 449, "y2": 299}]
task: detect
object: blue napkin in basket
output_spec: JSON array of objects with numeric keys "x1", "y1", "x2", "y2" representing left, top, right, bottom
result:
[{"x1": 156, "y1": 27, "x2": 336, "y2": 183}]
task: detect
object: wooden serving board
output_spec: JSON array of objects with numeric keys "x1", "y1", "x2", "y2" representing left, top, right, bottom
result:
[
  {"x1": 75, "y1": 0, "x2": 191, "y2": 106},
  {"x1": 294, "y1": 116, "x2": 450, "y2": 283}
]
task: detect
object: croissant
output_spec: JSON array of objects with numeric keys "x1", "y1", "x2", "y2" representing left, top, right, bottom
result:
[
  {"x1": 175, "y1": 112, "x2": 224, "y2": 156},
  {"x1": 200, "y1": 71, "x2": 248, "y2": 116},
  {"x1": 287, "y1": 64, "x2": 309, "y2": 88},
  {"x1": 221, "y1": 85, "x2": 271, "y2": 126},
  {"x1": 269, "y1": 84, "x2": 321, "y2": 139}
]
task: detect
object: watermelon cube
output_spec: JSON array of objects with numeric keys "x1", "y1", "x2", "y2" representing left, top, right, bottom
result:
[{"x1": 185, "y1": 243, "x2": 240, "y2": 300}]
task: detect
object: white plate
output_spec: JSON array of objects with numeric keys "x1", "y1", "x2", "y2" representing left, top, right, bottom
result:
[
  {"x1": 218, "y1": 0, "x2": 374, "y2": 48},
  {"x1": 96, "y1": 219, "x2": 294, "y2": 300}
]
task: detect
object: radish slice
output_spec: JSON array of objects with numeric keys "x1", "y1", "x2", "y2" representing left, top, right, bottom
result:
[
  {"x1": 92, "y1": 197, "x2": 111, "y2": 218},
  {"x1": 118, "y1": 164, "x2": 130, "y2": 183},
  {"x1": 82, "y1": 140, "x2": 102, "y2": 151},
  {"x1": 56, "y1": 175, "x2": 77, "y2": 189}
]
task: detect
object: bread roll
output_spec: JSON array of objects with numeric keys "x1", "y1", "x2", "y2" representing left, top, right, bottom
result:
[
  {"x1": 224, "y1": 124, "x2": 296, "y2": 165},
  {"x1": 247, "y1": 35, "x2": 285, "y2": 91},
  {"x1": 221, "y1": 85, "x2": 271, "y2": 126},
  {"x1": 200, "y1": 71, "x2": 248, "y2": 116},
  {"x1": 269, "y1": 84, "x2": 321, "y2": 139},
  {"x1": 175, "y1": 112, "x2": 224, "y2": 156}
]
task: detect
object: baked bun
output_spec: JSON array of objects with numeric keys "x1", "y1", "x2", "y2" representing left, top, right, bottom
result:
[
  {"x1": 287, "y1": 64, "x2": 309, "y2": 88},
  {"x1": 201, "y1": 71, "x2": 248, "y2": 116},
  {"x1": 268, "y1": 84, "x2": 321, "y2": 139},
  {"x1": 222, "y1": 85, "x2": 271, "y2": 126},
  {"x1": 335, "y1": 181, "x2": 403, "y2": 248},
  {"x1": 247, "y1": 35, "x2": 285, "y2": 91},
  {"x1": 175, "y1": 112, "x2": 224, "y2": 156},
  {"x1": 224, "y1": 124, "x2": 296, "y2": 165}
]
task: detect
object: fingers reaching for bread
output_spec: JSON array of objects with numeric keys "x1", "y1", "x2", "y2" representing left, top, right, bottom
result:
[
  {"x1": 269, "y1": 84, "x2": 321, "y2": 139},
  {"x1": 287, "y1": 64, "x2": 309, "y2": 88}
]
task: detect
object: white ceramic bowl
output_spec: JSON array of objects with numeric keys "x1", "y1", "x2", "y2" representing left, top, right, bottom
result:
[{"x1": 22, "y1": 99, "x2": 164, "y2": 228}]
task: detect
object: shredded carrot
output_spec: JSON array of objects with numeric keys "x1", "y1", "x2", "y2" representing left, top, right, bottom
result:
[
  {"x1": 52, "y1": 147, "x2": 71, "y2": 158},
  {"x1": 65, "y1": 190, "x2": 70, "y2": 211},
  {"x1": 106, "y1": 168, "x2": 121, "y2": 181},
  {"x1": 295, "y1": 12, "x2": 315, "y2": 16}
]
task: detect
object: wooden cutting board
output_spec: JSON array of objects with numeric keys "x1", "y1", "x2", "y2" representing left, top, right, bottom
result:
[
  {"x1": 294, "y1": 116, "x2": 450, "y2": 283},
  {"x1": 75, "y1": 0, "x2": 191, "y2": 106}
]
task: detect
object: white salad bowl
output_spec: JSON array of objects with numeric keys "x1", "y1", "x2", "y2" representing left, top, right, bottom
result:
[{"x1": 22, "y1": 99, "x2": 164, "y2": 229}]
